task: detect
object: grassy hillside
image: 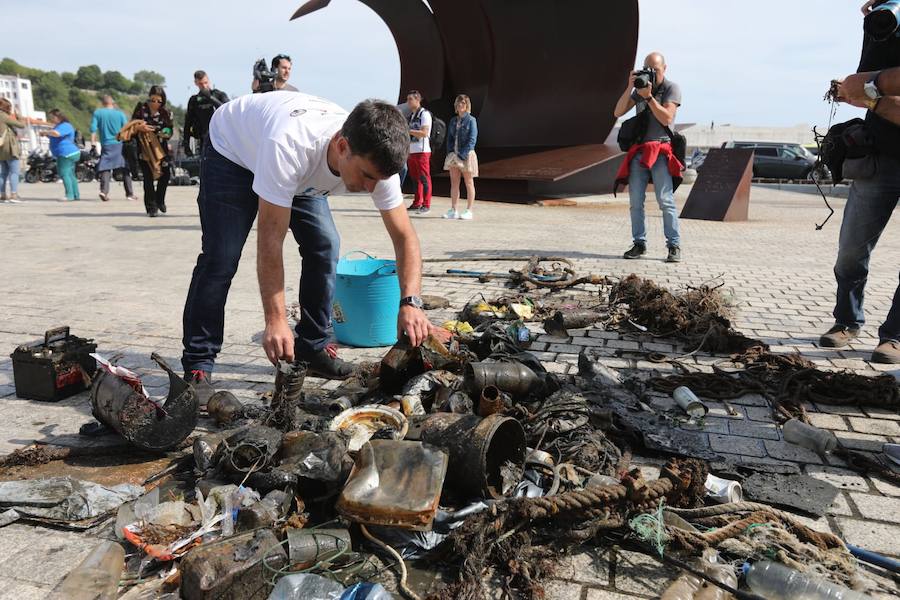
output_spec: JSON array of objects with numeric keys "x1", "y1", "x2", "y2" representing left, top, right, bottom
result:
[{"x1": 0, "y1": 58, "x2": 184, "y2": 140}]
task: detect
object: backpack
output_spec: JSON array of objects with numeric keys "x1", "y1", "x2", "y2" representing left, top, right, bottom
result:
[{"x1": 430, "y1": 116, "x2": 446, "y2": 150}]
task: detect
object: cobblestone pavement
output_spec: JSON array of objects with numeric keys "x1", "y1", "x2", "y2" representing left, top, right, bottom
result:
[{"x1": 0, "y1": 182, "x2": 898, "y2": 598}]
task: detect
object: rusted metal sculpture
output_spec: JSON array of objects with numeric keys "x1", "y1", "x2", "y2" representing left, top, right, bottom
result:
[{"x1": 292, "y1": 0, "x2": 640, "y2": 200}]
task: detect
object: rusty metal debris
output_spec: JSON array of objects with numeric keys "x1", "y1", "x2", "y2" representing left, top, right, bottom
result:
[{"x1": 89, "y1": 353, "x2": 198, "y2": 452}]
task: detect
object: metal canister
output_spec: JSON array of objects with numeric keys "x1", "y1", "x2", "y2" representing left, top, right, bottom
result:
[{"x1": 673, "y1": 386, "x2": 708, "y2": 418}]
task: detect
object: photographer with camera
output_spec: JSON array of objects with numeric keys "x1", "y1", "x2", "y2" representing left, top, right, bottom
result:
[
  {"x1": 183, "y1": 70, "x2": 229, "y2": 156},
  {"x1": 818, "y1": 0, "x2": 900, "y2": 364},
  {"x1": 252, "y1": 54, "x2": 298, "y2": 93},
  {"x1": 613, "y1": 52, "x2": 683, "y2": 263}
]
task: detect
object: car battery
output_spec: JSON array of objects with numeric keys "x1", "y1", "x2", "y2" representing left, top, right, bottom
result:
[{"x1": 11, "y1": 326, "x2": 98, "y2": 402}]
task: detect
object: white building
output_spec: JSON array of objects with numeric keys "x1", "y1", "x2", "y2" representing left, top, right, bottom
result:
[{"x1": 0, "y1": 74, "x2": 46, "y2": 154}]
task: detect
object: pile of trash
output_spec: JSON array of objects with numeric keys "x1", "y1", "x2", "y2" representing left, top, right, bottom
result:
[{"x1": 2, "y1": 272, "x2": 899, "y2": 600}]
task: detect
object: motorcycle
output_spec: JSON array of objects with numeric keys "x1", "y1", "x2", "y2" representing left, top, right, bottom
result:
[
  {"x1": 76, "y1": 147, "x2": 99, "y2": 183},
  {"x1": 24, "y1": 149, "x2": 58, "y2": 183},
  {"x1": 25, "y1": 147, "x2": 99, "y2": 184}
]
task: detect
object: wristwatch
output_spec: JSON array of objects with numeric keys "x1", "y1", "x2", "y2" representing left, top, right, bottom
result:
[
  {"x1": 864, "y1": 72, "x2": 883, "y2": 101},
  {"x1": 400, "y1": 295, "x2": 424, "y2": 309}
]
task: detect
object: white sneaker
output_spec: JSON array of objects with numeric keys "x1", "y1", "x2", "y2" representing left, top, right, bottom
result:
[
  {"x1": 442, "y1": 208, "x2": 458, "y2": 219},
  {"x1": 459, "y1": 209, "x2": 473, "y2": 220},
  {"x1": 7, "y1": 197, "x2": 23, "y2": 204}
]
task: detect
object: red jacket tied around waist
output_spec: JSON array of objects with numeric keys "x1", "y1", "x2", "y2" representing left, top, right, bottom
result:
[{"x1": 615, "y1": 141, "x2": 684, "y2": 194}]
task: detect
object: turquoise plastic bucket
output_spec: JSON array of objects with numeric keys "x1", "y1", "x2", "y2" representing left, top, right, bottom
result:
[{"x1": 332, "y1": 251, "x2": 400, "y2": 347}]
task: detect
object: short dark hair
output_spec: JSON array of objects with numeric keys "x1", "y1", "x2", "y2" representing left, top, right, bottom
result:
[
  {"x1": 193, "y1": 70, "x2": 207, "y2": 80},
  {"x1": 48, "y1": 108, "x2": 69, "y2": 123},
  {"x1": 148, "y1": 85, "x2": 167, "y2": 106},
  {"x1": 341, "y1": 99, "x2": 409, "y2": 177},
  {"x1": 271, "y1": 54, "x2": 291, "y2": 70}
]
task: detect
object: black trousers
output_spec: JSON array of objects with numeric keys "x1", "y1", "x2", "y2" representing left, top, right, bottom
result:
[{"x1": 138, "y1": 160, "x2": 170, "y2": 213}]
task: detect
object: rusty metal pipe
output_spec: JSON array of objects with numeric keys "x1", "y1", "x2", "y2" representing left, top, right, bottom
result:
[
  {"x1": 90, "y1": 353, "x2": 198, "y2": 452},
  {"x1": 477, "y1": 385, "x2": 504, "y2": 417},
  {"x1": 418, "y1": 412, "x2": 525, "y2": 499}
]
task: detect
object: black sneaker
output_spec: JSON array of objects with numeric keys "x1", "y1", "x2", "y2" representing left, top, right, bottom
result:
[
  {"x1": 300, "y1": 348, "x2": 354, "y2": 380},
  {"x1": 666, "y1": 246, "x2": 682, "y2": 263},
  {"x1": 407, "y1": 203, "x2": 422, "y2": 211},
  {"x1": 185, "y1": 369, "x2": 215, "y2": 407},
  {"x1": 417, "y1": 206, "x2": 431, "y2": 215},
  {"x1": 623, "y1": 243, "x2": 646, "y2": 259},
  {"x1": 157, "y1": 201, "x2": 167, "y2": 214}
]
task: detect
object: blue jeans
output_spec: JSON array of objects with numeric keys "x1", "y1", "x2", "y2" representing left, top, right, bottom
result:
[
  {"x1": 832, "y1": 153, "x2": 900, "y2": 343},
  {"x1": 0, "y1": 158, "x2": 19, "y2": 195},
  {"x1": 628, "y1": 152, "x2": 681, "y2": 247},
  {"x1": 181, "y1": 142, "x2": 340, "y2": 373}
]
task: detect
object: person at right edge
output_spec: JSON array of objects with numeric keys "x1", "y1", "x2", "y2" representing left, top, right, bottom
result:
[
  {"x1": 819, "y1": 0, "x2": 900, "y2": 364},
  {"x1": 613, "y1": 52, "x2": 683, "y2": 263}
]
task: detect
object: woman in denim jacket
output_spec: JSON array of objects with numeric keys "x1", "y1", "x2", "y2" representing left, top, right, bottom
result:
[{"x1": 442, "y1": 94, "x2": 478, "y2": 220}]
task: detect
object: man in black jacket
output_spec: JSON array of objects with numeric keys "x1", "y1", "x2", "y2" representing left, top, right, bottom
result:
[
  {"x1": 183, "y1": 70, "x2": 229, "y2": 156},
  {"x1": 819, "y1": 0, "x2": 900, "y2": 363}
]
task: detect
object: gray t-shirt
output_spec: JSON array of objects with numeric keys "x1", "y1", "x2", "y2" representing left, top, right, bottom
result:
[{"x1": 631, "y1": 79, "x2": 681, "y2": 142}]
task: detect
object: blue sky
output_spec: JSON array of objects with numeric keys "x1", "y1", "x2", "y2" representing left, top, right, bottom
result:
[{"x1": 5, "y1": 0, "x2": 873, "y2": 128}]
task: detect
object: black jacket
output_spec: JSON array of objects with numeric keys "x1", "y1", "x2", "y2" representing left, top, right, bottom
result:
[{"x1": 184, "y1": 89, "x2": 229, "y2": 143}]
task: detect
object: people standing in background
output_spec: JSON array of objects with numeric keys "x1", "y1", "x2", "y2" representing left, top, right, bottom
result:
[
  {"x1": 405, "y1": 90, "x2": 432, "y2": 214},
  {"x1": 133, "y1": 85, "x2": 173, "y2": 217},
  {"x1": 183, "y1": 70, "x2": 229, "y2": 156},
  {"x1": 0, "y1": 98, "x2": 27, "y2": 203},
  {"x1": 91, "y1": 95, "x2": 136, "y2": 202},
  {"x1": 36, "y1": 109, "x2": 81, "y2": 202},
  {"x1": 442, "y1": 94, "x2": 479, "y2": 220}
]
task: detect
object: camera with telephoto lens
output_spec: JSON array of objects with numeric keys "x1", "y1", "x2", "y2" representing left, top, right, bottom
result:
[
  {"x1": 633, "y1": 67, "x2": 657, "y2": 90},
  {"x1": 865, "y1": 0, "x2": 900, "y2": 41},
  {"x1": 253, "y1": 58, "x2": 276, "y2": 93}
]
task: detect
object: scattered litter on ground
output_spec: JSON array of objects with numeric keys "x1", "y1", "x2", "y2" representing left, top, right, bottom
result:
[{"x1": 3, "y1": 267, "x2": 899, "y2": 599}]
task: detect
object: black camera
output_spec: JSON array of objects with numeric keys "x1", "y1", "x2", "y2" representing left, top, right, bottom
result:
[
  {"x1": 253, "y1": 58, "x2": 276, "y2": 93},
  {"x1": 865, "y1": 0, "x2": 900, "y2": 41},
  {"x1": 633, "y1": 67, "x2": 657, "y2": 90}
]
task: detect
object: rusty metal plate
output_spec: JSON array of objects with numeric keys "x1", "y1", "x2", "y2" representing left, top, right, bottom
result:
[{"x1": 477, "y1": 144, "x2": 624, "y2": 182}]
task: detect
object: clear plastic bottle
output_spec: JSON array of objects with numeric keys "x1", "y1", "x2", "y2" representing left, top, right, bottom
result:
[
  {"x1": 783, "y1": 419, "x2": 837, "y2": 455},
  {"x1": 48, "y1": 541, "x2": 125, "y2": 600},
  {"x1": 744, "y1": 560, "x2": 872, "y2": 600}
]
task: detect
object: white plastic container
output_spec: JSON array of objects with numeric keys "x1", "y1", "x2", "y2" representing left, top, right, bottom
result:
[{"x1": 673, "y1": 386, "x2": 708, "y2": 418}]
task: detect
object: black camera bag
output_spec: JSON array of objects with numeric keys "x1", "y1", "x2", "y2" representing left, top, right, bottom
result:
[
  {"x1": 617, "y1": 109, "x2": 649, "y2": 152},
  {"x1": 819, "y1": 118, "x2": 874, "y2": 184}
]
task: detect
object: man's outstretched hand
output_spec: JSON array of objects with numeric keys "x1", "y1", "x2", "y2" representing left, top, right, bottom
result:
[
  {"x1": 398, "y1": 305, "x2": 430, "y2": 347},
  {"x1": 262, "y1": 319, "x2": 295, "y2": 365}
]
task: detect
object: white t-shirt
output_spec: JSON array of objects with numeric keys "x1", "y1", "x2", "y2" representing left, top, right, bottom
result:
[
  {"x1": 209, "y1": 91, "x2": 403, "y2": 210},
  {"x1": 408, "y1": 108, "x2": 432, "y2": 155}
]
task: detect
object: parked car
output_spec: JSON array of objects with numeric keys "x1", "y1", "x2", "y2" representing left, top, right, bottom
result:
[{"x1": 721, "y1": 141, "x2": 829, "y2": 181}]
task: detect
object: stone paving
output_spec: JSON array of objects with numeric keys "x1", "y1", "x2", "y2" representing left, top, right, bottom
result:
[{"x1": 0, "y1": 182, "x2": 898, "y2": 598}]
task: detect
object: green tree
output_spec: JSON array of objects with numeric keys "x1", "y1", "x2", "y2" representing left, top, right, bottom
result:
[
  {"x1": 102, "y1": 70, "x2": 131, "y2": 93},
  {"x1": 129, "y1": 80, "x2": 145, "y2": 95},
  {"x1": 74, "y1": 64, "x2": 102, "y2": 89},
  {"x1": 60, "y1": 71, "x2": 75, "y2": 86},
  {"x1": 133, "y1": 69, "x2": 165, "y2": 88}
]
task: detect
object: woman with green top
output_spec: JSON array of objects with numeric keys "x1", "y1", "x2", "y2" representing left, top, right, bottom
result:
[
  {"x1": 37, "y1": 109, "x2": 81, "y2": 201},
  {"x1": 0, "y1": 98, "x2": 27, "y2": 203},
  {"x1": 133, "y1": 85, "x2": 174, "y2": 217}
]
